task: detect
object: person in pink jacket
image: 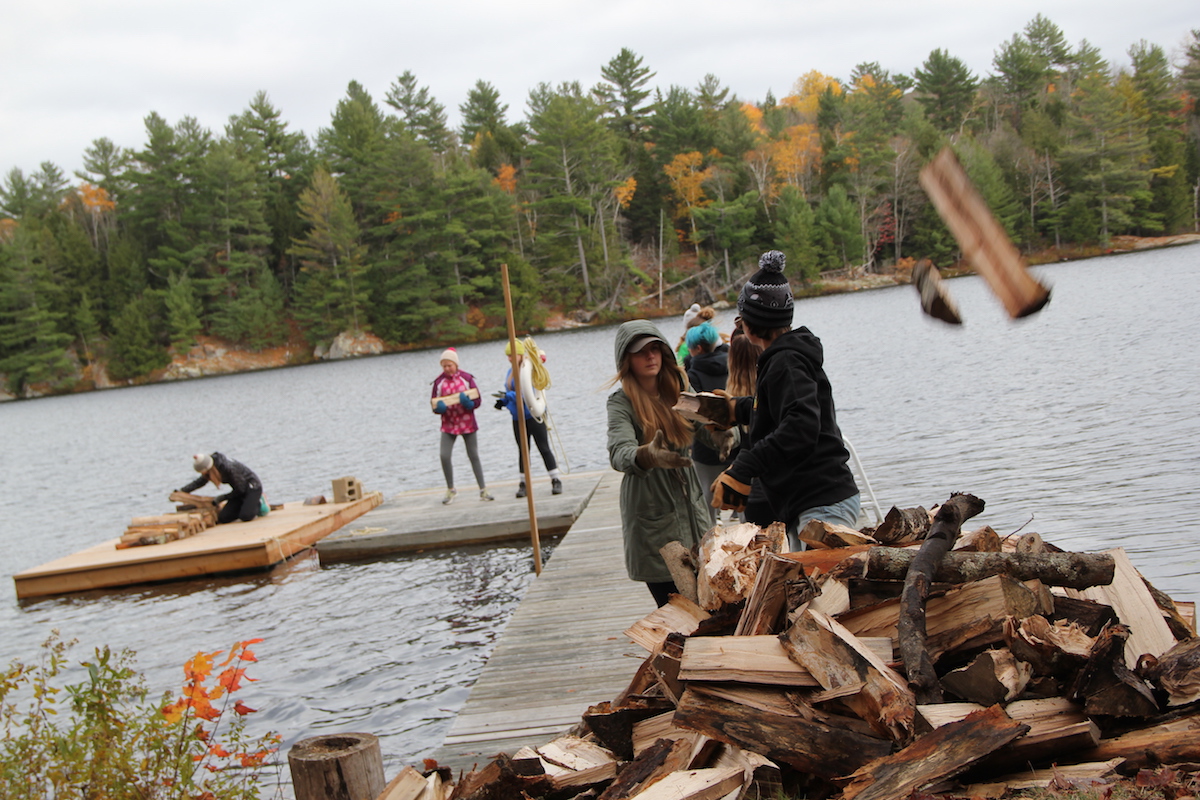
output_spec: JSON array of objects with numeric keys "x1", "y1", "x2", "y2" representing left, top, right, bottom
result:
[{"x1": 431, "y1": 348, "x2": 494, "y2": 505}]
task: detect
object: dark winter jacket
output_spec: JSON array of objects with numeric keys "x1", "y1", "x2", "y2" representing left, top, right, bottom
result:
[
  {"x1": 727, "y1": 327, "x2": 857, "y2": 525},
  {"x1": 686, "y1": 345, "x2": 734, "y2": 466},
  {"x1": 181, "y1": 451, "x2": 261, "y2": 503}
]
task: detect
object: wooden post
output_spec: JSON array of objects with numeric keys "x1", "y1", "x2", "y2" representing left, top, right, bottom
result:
[
  {"x1": 919, "y1": 147, "x2": 1050, "y2": 319},
  {"x1": 288, "y1": 732, "x2": 384, "y2": 800},
  {"x1": 500, "y1": 263, "x2": 543, "y2": 575}
]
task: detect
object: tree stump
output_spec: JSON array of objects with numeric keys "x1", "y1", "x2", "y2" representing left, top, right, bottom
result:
[{"x1": 289, "y1": 732, "x2": 385, "y2": 800}]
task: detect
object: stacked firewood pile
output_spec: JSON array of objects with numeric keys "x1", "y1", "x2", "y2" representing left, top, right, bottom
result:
[
  {"x1": 388, "y1": 493, "x2": 1200, "y2": 800},
  {"x1": 115, "y1": 491, "x2": 218, "y2": 549}
]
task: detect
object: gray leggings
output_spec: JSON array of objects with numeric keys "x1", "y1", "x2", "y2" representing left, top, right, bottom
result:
[{"x1": 441, "y1": 431, "x2": 486, "y2": 490}]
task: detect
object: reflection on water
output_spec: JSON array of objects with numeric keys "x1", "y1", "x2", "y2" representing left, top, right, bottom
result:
[{"x1": 1, "y1": 245, "x2": 1198, "y2": 788}]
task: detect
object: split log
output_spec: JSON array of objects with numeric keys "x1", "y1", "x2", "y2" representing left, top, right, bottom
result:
[
  {"x1": 649, "y1": 633, "x2": 685, "y2": 705},
  {"x1": 679, "y1": 634, "x2": 892, "y2": 687},
  {"x1": 583, "y1": 697, "x2": 676, "y2": 761},
  {"x1": 659, "y1": 541, "x2": 698, "y2": 604},
  {"x1": 1071, "y1": 547, "x2": 1177, "y2": 665},
  {"x1": 447, "y1": 753, "x2": 553, "y2": 800},
  {"x1": 377, "y1": 766, "x2": 431, "y2": 800},
  {"x1": 1069, "y1": 623, "x2": 1159, "y2": 718},
  {"x1": 1051, "y1": 595, "x2": 1119, "y2": 637},
  {"x1": 710, "y1": 745, "x2": 782, "y2": 800},
  {"x1": 624, "y1": 595, "x2": 710, "y2": 654},
  {"x1": 898, "y1": 492, "x2": 986, "y2": 703},
  {"x1": 514, "y1": 736, "x2": 619, "y2": 790},
  {"x1": 596, "y1": 736, "x2": 700, "y2": 800},
  {"x1": 872, "y1": 506, "x2": 931, "y2": 546},
  {"x1": 734, "y1": 553, "x2": 814, "y2": 636},
  {"x1": 797, "y1": 520, "x2": 878, "y2": 549},
  {"x1": 631, "y1": 712, "x2": 700, "y2": 756},
  {"x1": 839, "y1": 705, "x2": 1028, "y2": 800},
  {"x1": 911, "y1": 259, "x2": 963, "y2": 324},
  {"x1": 1075, "y1": 712, "x2": 1200, "y2": 769},
  {"x1": 961, "y1": 759, "x2": 1123, "y2": 795},
  {"x1": 673, "y1": 686, "x2": 892, "y2": 779},
  {"x1": 696, "y1": 522, "x2": 784, "y2": 611},
  {"x1": 621, "y1": 766, "x2": 744, "y2": 800},
  {"x1": 851, "y1": 547, "x2": 1114, "y2": 590},
  {"x1": 1139, "y1": 637, "x2": 1200, "y2": 707},
  {"x1": 1004, "y1": 615, "x2": 1093, "y2": 679},
  {"x1": 954, "y1": 525, "x2": 1002, "y2": 553},
  {"x1": 778, "y1": 544, "x2": 875, "y2": 575},
  {"x1": 941, "y1": 648, "x2": 1032, "y2": 706},
  {"x1": 780, "y1": 609, "x2": 916, "y2": 744}
]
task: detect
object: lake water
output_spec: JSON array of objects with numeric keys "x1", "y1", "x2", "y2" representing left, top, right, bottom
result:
[{"x1": 2, "y1": 245, "x2": 1197, "y2": 789}]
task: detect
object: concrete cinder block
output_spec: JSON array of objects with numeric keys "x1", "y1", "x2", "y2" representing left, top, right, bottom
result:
[{"x1": 332, "y1": 476, "x2": 361, "y2": 503}]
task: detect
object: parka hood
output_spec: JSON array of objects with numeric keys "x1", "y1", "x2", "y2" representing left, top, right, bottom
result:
[{"x1": 613, "y1": 320, "x2": 670, "y2": 370}]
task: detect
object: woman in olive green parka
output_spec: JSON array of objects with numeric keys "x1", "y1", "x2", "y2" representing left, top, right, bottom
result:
[{"x1": 606, "y1": 319, "x2": 717, "y2": 607}]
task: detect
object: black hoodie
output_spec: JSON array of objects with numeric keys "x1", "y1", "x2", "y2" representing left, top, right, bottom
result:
[{"x1": 727, "y1": 327, "x2": 857, "y2": 524}]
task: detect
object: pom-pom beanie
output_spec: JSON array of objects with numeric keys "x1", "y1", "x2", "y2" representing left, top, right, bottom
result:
[{"x1": 738, "y1": 250, "x2": 793, "y2": 329}]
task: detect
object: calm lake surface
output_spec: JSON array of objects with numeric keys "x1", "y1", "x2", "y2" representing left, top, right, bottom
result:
[{"x1": 2, "y1": 245, "x2": 1197, "y2": 788}]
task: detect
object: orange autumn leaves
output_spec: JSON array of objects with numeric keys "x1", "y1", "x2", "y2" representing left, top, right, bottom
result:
[{"x1": 161, "y1": 638, "x2": 277, "y2": 770}]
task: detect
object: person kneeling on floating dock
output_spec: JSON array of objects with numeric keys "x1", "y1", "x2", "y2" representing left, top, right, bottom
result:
[{"x1": 177, "y1": 452, "x2": 266, "y2": 524}]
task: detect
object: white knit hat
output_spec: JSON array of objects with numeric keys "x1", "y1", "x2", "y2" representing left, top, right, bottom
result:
[
  {"x1": 193, "y1": 453, "x2": 213, "y2": 472},
  {"x1": 682, "y1": 303, "x2": 703, "y2": 329},
  {"x1": 439, "y1": 347, "x2": 459, "y2": 366}
]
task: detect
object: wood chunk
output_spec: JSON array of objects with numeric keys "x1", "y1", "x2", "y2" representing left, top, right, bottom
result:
[
  {"x1": 596, "y1": 738, "x2": 686, "y2": 800},
  {"x1": 624, "y1": 766, "x2": 744, "y2": 800},
  {"x1": 735, "y1": 553, "x2": 813, "y2": 636},
  {"x1": 961, "y1": 759, "x2": 1123, "y2": 794},
  {"x1": 377, "y1": 765, "x2": 429, "y2": 800},
  {"x1": 710, "y1": 745, "x2": 781, "y2": 800},
  {"x1": 625, "y1": 595, "x2": 711, "y2": 654},
  {"x1": 583, "y1": 697, "x2": 676, "y2": 762},
  {"x1": 797, "y1": 520, "x2": 878, "y2": 549},
  {"x1": 447, "y1": 753, "x2": 553, "y2": 800},
  {"x1": 673, "y1": 392, "x2": 737, "y2": 429},
  {"x1": 1073, "y1": 547, "x2": 1177, "y2": 665},
  {"x1": 697, "y1": 523, "x2": 783, "y2": 611},
  {"x1": 941, "y1": 648, "x2": 1032, "y2": 706},
  {"x1": 912, "y1": 259, "x2": 963, "y2": 324},
  {"x1": 1069, "y1": 623, "x2": 1160, "y2": 718},
  {"x1": 632, "y1": 712, "x2": 696, "y2": 756},
  {"x1": 1051, "y1": 595, "x2": 1119, "y2": 637},
  {"x1": 530, "y1": 736, "x2": 619, "y2": 790},
  {"x1": 680, "y1": 635, "x2": 819, "y2": 687},
  {"x1": 1004, "y1": 615, "x2": 1093, "y2": 679},
  {"x1": 673, "y1": 687, "x2": 892, "y2": 779},
  {"x1": 781, "y1": 609, "x2": 916, "y2": 743},
  {"x1": 955, "y1": 525, "x2": 1001, "y2": 553},
  {"x1": 1140, "y1": 637, "x2": 1200, "y2": 707},
  {"x1": 660, "y1": 541, "x2": 699, "y2": 604},
  {"x1": 873, "y1": 506, "x2": 931, "y2": 546},
  {"x1": 839, "y1": 705, "x2": 1029, "y2": 800},
  {"x1": 1077, "y1": 713, "x2": 1200, "y2": 769}
]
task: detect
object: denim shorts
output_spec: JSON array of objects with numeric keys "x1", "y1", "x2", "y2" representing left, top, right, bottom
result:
[{"x1": 789, "y1": 493, "x2": 862, "y2": 550}]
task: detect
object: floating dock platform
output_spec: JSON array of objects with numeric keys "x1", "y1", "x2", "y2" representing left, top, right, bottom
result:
[{"x1": 13, "y1": 492, "x2": 383, "y2": 600}]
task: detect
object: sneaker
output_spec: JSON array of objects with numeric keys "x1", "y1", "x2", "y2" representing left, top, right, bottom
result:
[
  {"x1": 442, "y1": 489, "x2": 456, "y2": 505},
  {"x1": 479, "y1": 489, "x2": 494, "y2": 501},
  {"x1": 551, "y1": 478, "x2": 563, "y2": 495},
  {"x1": 515, "y1": 481, "x2": 527, "y2": 498}
]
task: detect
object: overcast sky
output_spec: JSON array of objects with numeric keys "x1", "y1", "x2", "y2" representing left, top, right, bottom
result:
[{"x1": 2, "y1": 0, "x2": 1196, "y2": 181}]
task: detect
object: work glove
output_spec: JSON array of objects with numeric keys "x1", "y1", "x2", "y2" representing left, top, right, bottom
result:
[
  {"x1": 494, "y1": 397, "x2": 505, "y2": 410},
  {"x1": 635, "y1": 430, "x2": 692, "y2": 470},
  {"x1": 459, "y1": 392, "x2": 474, "y2": 410},
  {"x1": 705, "y1": 389, "x2": 738, "y2": 430},
  {"x1": 707, "y1": 426, "x2": 737, "y2": 462},
  {"x1": 710, "y1": 472, "x2": 751, "y2": 512},
  {"x1": 434, "y1": 400, "x2": 448, "y2": 414}
]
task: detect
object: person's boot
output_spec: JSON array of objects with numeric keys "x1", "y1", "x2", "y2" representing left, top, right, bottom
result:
[
  {"x1": 551, "y1": 477, "x2": 563, "y2": 495},
  {"x1": 515, "y1": 481, "x2": 527, "y2": 498}
]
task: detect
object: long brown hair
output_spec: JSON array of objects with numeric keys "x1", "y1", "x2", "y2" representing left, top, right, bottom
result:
[
  {"x1": 616, "y1": 341, "x2": 693, "y2": 449},
  {"x1": 727, "y1": 327, "x2": 762, "y2": 398}
]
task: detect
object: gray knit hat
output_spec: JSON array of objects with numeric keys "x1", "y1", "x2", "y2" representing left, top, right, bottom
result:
[
  {"x1": 193, "y1": 453, "x2": 213, "y2": 472},
  {"x1": 738, "y1": 250, "x2": 793, "y2": 329}
]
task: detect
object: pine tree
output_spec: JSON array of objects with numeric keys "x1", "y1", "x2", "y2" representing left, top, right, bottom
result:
[
  {"x1": 0, "y1": 228, "x2": 74, "y2": 393},
  {"x1": 773, "y1": 185, "x2": 820, "y2": 282},
  {"x1": 913, "y1": 49, "x2": 979, "y2": 133},
  {"x1": 107, "y1": 294, "x2": 169, "y2": 380},
  {"x1": 814, "y1": 185, "x2": 863, "y2": 269},
  {"x1": 164, "y1": 272, "x2": 202, "y2": 351}
]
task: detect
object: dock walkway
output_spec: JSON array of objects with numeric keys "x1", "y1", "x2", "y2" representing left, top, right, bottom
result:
[{"x1": 431, "y1": 469, "x2": 654, "y2": 772}]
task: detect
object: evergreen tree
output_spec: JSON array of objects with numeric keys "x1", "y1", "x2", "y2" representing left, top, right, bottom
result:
[
  {"x1": 913, "y1": 49, "x2": 979, "y2": 133},
  {"x1": 693, "y1": 190, "x2": 758, "y2": 285},
  {"x1": 1128, "y1": 41, "x2": 1190, "y2": 233},
  {"x1": 315, "y1": 81, "x2": 389, "y2": 219},
  {"x1": 459, "y1": 80, "x2": 524, "y2": 172},
  {"x1": 814, "y1": 184, "x2": 863, "y2": 269},
  {"x1": 74, "y1": 289, "x2": 101, "y2": 365},
  {"x1": 288, "y1": 167, "x2": 369, "y2": 342},
  {"x1": 164, "y1": 271, "x2": 202, "y2": 351},
  {"x1": 107, "y1": 294, "x2": 170, "y2": 380},
  {"x1": 595, "y1": 48, "x2": 657, "y2": 142},
  {"x1": 385, "y1": 71, "x2": 452, "y2": 152},
  {"x1": 0, "y1": 227, "x2": 74, "y2": 393},
  {"x1": 773, "y1": 185, "x2": 820, "y2": 282}
]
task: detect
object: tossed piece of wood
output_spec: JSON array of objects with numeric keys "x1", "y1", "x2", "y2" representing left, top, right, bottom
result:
[
  {"x1": 672, "y1": 392, "x2": 737, "y2": 429},
  {"x1": 839, "y1": 705, "x2": 1029, "y2": 800},
  {"x1": 1140, "y1": 637, "x2": 1200, "y2": 706},
  {"x1": 918, "y1": 147, "x2": 1050, "y2": 319},
  {"x1": 850, "y1": 547, "x2": 1114, "y2": 590},
  {"x1": 797, "y1": 520, "x2": 878, "y2": 549},
  {"x1": 941, "y1": 648, "x2": 1031, "y2": 706},
  {"x1": 1069, "y1": 623, "x2": 1159, "y2": 718},
  {"x1": 625, "y1": 594, "x2": 711, "y2": 654},
  {"x1": 781, "y1": 609, "x2": 915, "y2": 743},
  {"x1": 899, "y1": 492, "x2": 986, "y2": 703},
  {"x1": 735, "y1": 552, "x2": 813, "y2": 636},
  {"x1": 1072, "y1": 547, "x2": 1177, "y2": 665},
  {"x1": 911, "y1": 259, "x2": 962, "y2": 324},
  {"x1": 674, "y1": 687, "x2": 892, "y2": 779},
  {"x1": 660, "y1": 541, "x2": 699, "y2": 604},
  {"x1": 377, "y1": 765, "x2": 430, "y2": 800}
]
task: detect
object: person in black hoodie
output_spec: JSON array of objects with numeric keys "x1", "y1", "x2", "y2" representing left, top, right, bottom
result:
[
  {"x1": 710, "y1": 250, "x2": 860, "y2": 549},
  {"x1": 684, "y1": 321, "x2": 736, "y2": 522},
  {"x1": 178, "y1": 452, "x2": 264, "y2": 524}
]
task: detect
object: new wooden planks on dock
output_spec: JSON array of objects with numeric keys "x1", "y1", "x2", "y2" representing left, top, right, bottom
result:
[
  {"x1": 432, "y1": 471, "x2": 656, "y2": 773},
  {"x1": 12, "y1": 492, "x2": 383, "y2": 600}
]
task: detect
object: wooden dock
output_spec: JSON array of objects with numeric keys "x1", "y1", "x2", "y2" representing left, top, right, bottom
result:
[
  {"x1": 431, "y1": 469, "x2": 655, "y2": 773},
  {"x1": 317, "y1": 473, "x2": 601, "y2": 561},
  {"x1": 13, "y1": 492, "x2": 383, "y2": 600}
]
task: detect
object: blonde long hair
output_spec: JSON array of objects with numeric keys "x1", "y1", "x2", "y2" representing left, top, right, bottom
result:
[{"x1": 616, "y1": 341, "x2": 693, "y2": 449}]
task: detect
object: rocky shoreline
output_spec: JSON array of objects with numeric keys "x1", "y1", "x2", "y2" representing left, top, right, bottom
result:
[{"x1": 4, "y1": 235, "x2": 1196, "y2": 402}]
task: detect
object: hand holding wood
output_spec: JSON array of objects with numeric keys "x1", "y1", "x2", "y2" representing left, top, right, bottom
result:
[{"x1": 636, "y1": 430, "x2": 692, "y2": 470}]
